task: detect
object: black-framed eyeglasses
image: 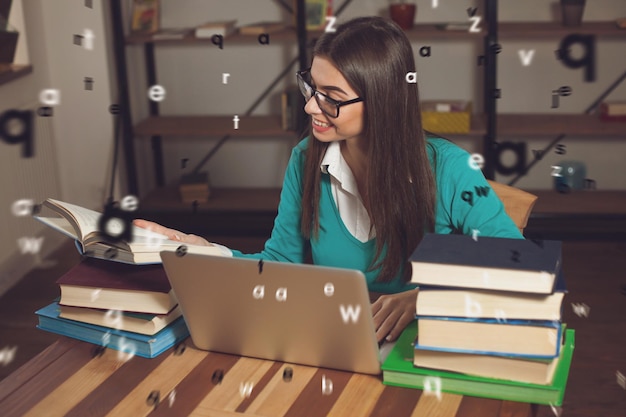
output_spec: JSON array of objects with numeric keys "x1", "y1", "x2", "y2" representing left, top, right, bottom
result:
[{"x1": 296, "y1": 69, "x2": 363, "y2": 119}]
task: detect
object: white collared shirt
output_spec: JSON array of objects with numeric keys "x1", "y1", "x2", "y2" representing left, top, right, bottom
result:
[{"x1": 321, "y1": 141, "x2": 374, "y2": 243}]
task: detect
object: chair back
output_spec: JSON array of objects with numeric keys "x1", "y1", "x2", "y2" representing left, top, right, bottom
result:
[{"x1": 487, "y1": 180, "x2": 538, "y2": 234}]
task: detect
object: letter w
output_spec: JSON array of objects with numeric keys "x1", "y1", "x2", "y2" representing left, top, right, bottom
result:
[
  {"x1": 339, "y1": 304, "x2": 361, "y2": 324},
  {"x1": 474, "y1": 185, "x2": 490, "y2": 197},
  {"x1": 239, "y1": 381, "x2": 254, "y2": 398}
]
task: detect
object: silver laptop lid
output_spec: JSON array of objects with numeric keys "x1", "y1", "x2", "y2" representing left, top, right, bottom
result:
[{"x1": 160, "y1": 251, "x2": 381, "y2": 375}]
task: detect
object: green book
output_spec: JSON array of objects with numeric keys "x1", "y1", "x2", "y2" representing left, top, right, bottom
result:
[{"x1": 382, "y1": 324, "x2": 575, "y2": 406}]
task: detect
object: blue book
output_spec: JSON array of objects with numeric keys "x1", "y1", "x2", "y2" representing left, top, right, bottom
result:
[
  {"x1": 35, "y1": 301, "x2": 189, "y2": 358},
  {"x1": 415, "y1": 315, "x2": 564, "y2": 359}
]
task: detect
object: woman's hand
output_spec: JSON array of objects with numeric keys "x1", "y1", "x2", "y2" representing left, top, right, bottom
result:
[
  {"x1": 133, "y1": 219, "x2": 212, "y2": 246},
  {"x1": 371, "y1": 288, "x2": 418, "y2": 343}
]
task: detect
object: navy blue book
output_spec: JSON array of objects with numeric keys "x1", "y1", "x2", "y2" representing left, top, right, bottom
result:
[
  {"x1": 415, "y1": 315, "x2": 564, "y2": 359},
  {"x1": 410, "y1": 234, "x2": 562, "y2": 294},
  {"x1": 35, "y1": 301, "x2": 189, "y2": 358}
]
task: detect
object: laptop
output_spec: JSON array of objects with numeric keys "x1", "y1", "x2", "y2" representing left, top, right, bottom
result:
[{"x1": 160, "y1": 251, "x2": 384, "y2": 375}]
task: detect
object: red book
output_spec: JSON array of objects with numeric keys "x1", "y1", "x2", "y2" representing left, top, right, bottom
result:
[{"x1": 56, "y1": 258, "x2": 176, "y2": 314}]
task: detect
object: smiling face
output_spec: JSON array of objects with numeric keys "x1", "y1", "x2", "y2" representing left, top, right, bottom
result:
[{"x1": 304, "y1": 56, "x2": 365, "y2": 145}]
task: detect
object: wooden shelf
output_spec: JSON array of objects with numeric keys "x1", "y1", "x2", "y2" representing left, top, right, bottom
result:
[
  {"x1": 134, "y1": 115, "x2": 298, "y2": 138},
  {"x1": 402, "y1": 21, "x2": 626, "y2": 40},
  {"x1": 126, "y1": 27, "x2": 311, "y2": 45},
  {"x1": 525, "y1": 189, "x2": 626, "y2": 240},
  {"x1": 0, "y1": 64, "x2": 32, "y2": 86},
  {"x1": 133, "y1": 113, "x2": 623, "y2": 138},
  {"x1": 125, "y1": 21, "x2": 626, "y2": 45},
  {"x1": 497, "y1": 21, "x2": 626, "y2": 38},
  {"x1": 494, "y1": 114, "x2": 624, "y2": 137},
  {"x1": 141, "y1": 185, "x2": 281, "y2": 213},
  {"x1": 529, "y1": 190, "x2": 626, "y2": 215},
  {"x1": 138, "y1": 185, "x2": 281, "y2": 237},
  {"x1": 430, "y1": 114, "x2": 625, "y2": 137}
]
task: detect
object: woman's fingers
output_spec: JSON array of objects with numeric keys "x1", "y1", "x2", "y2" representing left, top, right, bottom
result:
[
  {"x1": 133, "y1": 219, "x2": 182, "y2": 241},
  {"x1": 133, "y1": 219, "x2": 212, "y2": 246}
]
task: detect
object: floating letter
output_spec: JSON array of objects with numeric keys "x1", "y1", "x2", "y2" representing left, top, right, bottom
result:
[
  {"x1": 253, "y1": 285, "x2": 265, "y2": 299},
  {"x1": 339, "y1": 304, "x2": 361, "y2": 324}
]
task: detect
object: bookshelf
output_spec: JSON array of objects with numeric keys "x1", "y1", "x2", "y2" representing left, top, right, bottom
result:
[
  {"x1": 109, "y1": 1, "x2": 626, "y2": 239},
  {"x1": 134, "y1": 115, "x2": 295, "y2": 138}
]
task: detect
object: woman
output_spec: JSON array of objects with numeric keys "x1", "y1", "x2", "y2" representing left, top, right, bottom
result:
[{"x1": 135, "y1": 16, "x2": 522, "y2": 343}]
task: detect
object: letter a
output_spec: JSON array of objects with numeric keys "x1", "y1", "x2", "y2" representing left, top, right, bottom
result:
[
  {"x1": 405, "y1": 72, "x2": 417, "y2": 83},
  {"x1": 253, "y1": 285, "x2": 265, "y2": 299},
  {"x1": 275, "y1": 287, "x2": 287, "y2": 302},
  {"x1": 258, "y1": 33, "x2": 270, "y2": 45}
]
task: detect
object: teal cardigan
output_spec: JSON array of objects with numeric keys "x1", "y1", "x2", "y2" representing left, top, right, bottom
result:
[{"x1": 232, "y1": 137, "x2": 523, "y2": 293}]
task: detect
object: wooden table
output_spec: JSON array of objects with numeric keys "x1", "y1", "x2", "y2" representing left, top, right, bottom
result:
[{"x1": 0, "y1": 337, "x2": 537, "y2": 417}]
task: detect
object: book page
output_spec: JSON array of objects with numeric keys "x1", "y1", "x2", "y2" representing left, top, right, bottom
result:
[
  {"x1": 45, "y1": 198, "x2": 102, "y2": 240},
  {"x1": 33, "y1": 217, "x2": 78, "y2": 240}
]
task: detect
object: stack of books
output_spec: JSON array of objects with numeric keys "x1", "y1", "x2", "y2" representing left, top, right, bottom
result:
[
  {"x1": 36, "y1": 258, "x2": 190, "y2": 358},
  {"x1": 383, "y1": 234, "x2": 575, "y2": 406}
]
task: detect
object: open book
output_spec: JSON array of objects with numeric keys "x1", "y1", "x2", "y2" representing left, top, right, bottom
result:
[{"x1": 34, "y1": 198, "x2": 223, "y2": 264}]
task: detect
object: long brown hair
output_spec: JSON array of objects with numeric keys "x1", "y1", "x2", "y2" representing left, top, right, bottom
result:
[{"x1": 300, "y1": 16, "x2": 436, "y2": 283}]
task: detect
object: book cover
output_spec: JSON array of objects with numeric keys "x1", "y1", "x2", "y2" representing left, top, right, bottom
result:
[
  {"x1": 416, "y1": 316, "x2": 563, "y2": 358},
  {"x1": 36, "y1": 302, "x2": 189, "y2": 358},
  {"x1": 281, "y1": 85, "x2": 301, "y2": 131},
  {"x1": 416, "y1": 269, "x2": 566, "y2": 321},
  {"x1": 59, "y1": 304, "x2": 182, "y2": 336},
  {"x1": 410, "y1": 234, "x2": 562, "y2": 294},
  {"x1": 382, "y1": 324, "x2": 575, "y2": 406},
  {"x1": 302, "y1": 0, "x2": 328, "y2": 30},
  {"x1": 130, "y1": 0, "x2": 159, "y2": 34},
  {"x1": 56, "y1": 258, "x2": 176, "y2": 314}
]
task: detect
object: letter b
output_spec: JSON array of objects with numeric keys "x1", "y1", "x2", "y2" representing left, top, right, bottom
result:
[{"x1": 464, "y1": 295, "x2": 482, "y2": 317}]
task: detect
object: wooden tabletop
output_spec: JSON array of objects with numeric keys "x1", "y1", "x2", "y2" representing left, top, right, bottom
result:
[{"x1": 0, "y1": 337, "x2": 537, "y2": 417}]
